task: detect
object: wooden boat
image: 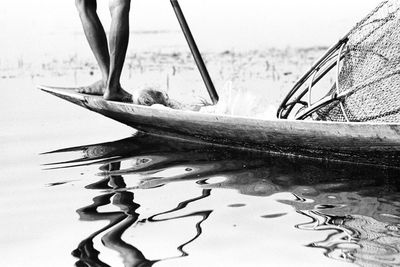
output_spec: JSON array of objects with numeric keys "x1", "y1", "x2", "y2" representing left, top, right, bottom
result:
[{"x1": 38, "y1": 85, "x2": 400, "y2": 168}]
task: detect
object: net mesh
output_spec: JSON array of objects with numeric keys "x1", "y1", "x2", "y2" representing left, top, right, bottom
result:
[{"x1": 316, "y1": 0, "x2": 400, "y2": 122}]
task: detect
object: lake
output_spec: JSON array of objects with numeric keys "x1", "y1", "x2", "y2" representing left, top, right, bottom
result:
[{"x1": 1, "y1": 69, "x2": 399, "y2": 266}]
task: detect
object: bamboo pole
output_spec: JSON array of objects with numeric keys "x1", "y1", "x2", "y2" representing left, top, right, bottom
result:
[{"x1": 170, "y1": 0, "x2": 219, "y2": 104}]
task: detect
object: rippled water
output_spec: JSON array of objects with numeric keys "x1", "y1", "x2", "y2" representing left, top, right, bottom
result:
[{"x1": 39, "y1": 133, "x2": 400, "y2": 267}]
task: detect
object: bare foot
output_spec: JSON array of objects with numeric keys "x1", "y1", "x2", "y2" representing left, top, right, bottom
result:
[
  {"x1": 76, "y1": 80, "x2": 105, "y2": 95},
  {"x1": 103, "y1": 87, "x2": 133, "y2": 103}
]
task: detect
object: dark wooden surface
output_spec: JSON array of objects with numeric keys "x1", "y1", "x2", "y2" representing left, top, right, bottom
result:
[{"x1": 39, "y1": 86, "x2": 400, "y2": 168}]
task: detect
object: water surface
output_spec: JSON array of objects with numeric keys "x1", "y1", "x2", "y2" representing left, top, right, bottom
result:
[{"x1": 37, "y1": 133, "x2": 400, "y2": 267}]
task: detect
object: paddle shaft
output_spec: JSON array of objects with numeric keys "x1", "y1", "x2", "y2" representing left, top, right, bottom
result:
[{"x1": 170, "y1": 0, "x2": 219, "y2": 104}]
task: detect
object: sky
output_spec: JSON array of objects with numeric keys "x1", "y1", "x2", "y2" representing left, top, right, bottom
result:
[{"x1": 1, "y1": 0, "x2": 382, "y2": 57}]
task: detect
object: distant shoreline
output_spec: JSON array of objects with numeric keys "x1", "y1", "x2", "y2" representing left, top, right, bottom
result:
[{"x1": 0, "y1": 46, "x2": 326, "y2": 81}]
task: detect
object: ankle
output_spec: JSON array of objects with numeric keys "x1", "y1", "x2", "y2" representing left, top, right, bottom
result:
[{"x1": 106, "y1": 80, "x2": 121, "y2": 90}]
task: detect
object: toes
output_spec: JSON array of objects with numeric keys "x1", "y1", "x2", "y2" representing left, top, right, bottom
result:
[
  {"x1": 75, "y1": 81, "x2": 105, "y2": 95},
  {"x1": 104, "y1": 92, "x2": 133, "y2": 103}
]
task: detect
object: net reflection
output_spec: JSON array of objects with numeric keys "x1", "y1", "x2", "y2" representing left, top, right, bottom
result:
[{"x1": 44, "y1": 132, "x2": 400, "y2": 267}]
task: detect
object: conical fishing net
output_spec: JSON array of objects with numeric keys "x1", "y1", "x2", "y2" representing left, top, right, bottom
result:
[{"x1": 278, "y1": 0, "x2": 400, "y2": 123}]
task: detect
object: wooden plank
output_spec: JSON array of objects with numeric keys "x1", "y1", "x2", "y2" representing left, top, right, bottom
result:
[{"x1": 38, "y1": 85, "x2": 400, "y2": 168}]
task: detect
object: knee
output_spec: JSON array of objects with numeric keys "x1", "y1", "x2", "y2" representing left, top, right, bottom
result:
[
  {"x1": 109, "y1": 0, "x2": 131, "y2": 15},
  {"x1": 75, "y1": 0, "x2": 96, "y2": 13}
]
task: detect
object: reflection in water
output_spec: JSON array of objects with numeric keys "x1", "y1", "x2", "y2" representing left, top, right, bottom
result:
[
  {"x1": 147, "y1": 189, "x2": 212, "y2": 257},
  {"x1": 297, "y1": 211, "x2": 400, "y2": 266},
  {"x1": 44, "y1": 132, "x2": 400, "y2": 267},
  {"x1": 72, "y1": 162, "x2": 157, "y2": 267},
  {"x1": 70, "y1": 160, "x2": 211, "y2": 267}
]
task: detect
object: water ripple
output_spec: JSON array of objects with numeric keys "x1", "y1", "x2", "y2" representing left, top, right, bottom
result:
[
  {"x1": 297, "y1": 210, "x2": 400, "y2": 266},
  {"x1": 42, "y1": 132, "x2": 400, "y2": 267}
]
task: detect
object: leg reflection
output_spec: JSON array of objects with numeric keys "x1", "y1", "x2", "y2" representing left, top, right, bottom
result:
[
  {"x1": 101, "y1": 192, "x2": 156, "y2": 267},
  {"x1": 72, "y1": 162, "x2": 156, "y2": 267}
]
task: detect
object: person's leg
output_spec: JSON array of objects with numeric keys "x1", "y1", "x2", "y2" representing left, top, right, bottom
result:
[
  {"x1": 103, "y1": 0, "x2": 132, "y2": 102},
  {"x1": 75, "y1": 0, "x2": 110, "y2": 94}
]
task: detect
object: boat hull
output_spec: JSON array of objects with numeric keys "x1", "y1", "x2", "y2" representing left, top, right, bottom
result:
[{"x1": 39, "y1": 86, "x2": 400, "y2": 168}]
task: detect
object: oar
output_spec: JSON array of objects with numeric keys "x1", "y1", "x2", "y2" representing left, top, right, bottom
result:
[{"x1": 170, "y1": 0, "x2": 219, "y2": 104}]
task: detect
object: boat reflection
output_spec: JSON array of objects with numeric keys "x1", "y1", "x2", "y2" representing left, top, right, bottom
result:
[{"x1": 44, "y1": 132, "x2": 400, "y2": 266}]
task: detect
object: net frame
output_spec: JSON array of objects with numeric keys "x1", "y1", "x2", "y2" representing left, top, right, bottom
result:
[{"x1": 277, "y1": 0, "x2": 400, "y2": 122}]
